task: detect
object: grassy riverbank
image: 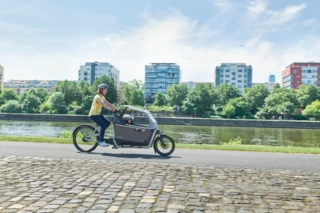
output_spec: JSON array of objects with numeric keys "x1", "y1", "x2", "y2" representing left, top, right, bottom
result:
[{"x1": 1, "y1": 135, "x2": 320, "y2": 154}]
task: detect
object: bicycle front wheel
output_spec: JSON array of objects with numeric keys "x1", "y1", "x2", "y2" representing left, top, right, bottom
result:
[
  {"x1": 73, "y1": 124, "x2": 99, "y2": 152},
  {"x1": 154, "y1": 135, "x2": 175, "y2": 156}
]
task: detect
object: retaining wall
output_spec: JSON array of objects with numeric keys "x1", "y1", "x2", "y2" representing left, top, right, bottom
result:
[{"x1": 0, "y1": 113, "x2": 320, "y2": 129}]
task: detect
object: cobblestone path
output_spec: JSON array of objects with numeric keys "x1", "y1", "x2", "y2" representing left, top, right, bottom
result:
[{"x1": 0, "y1": 155, "x2": 320, "y2": 213}]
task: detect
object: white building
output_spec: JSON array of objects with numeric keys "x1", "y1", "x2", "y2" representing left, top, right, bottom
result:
[
  {"x1": 214, "y1": 63, "x2": 253, "y2": 93},
  {"x1": 78, "y1": 62, "x2": 120, "y2": 91},
  {"x1": 0, "y1": 65, "x2": 3, "y2": 90},
  {"x1": 4, "y1": 80, "x2": 59, "y2": 95},
  {"x1": 145, "y1": 63, "x2": 180, "y2": 103}
]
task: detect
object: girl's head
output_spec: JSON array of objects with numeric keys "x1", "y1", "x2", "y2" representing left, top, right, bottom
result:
[{"x1": 97, "y1": 84, "x2": 108, "y2": 95}]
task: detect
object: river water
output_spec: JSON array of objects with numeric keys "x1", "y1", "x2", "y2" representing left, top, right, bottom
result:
[{"x1": 0, "y1": 121, "x2": 319, "y2": 147}]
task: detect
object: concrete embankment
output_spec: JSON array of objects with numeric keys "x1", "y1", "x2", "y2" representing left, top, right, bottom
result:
[{"x1": 1, "y1": 113, "x2": 320, "y2": 129}]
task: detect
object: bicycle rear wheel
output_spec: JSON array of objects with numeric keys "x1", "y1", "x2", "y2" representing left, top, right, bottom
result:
[{"x1": 73, "y1": 124, "x2": 99, "y2": 152}]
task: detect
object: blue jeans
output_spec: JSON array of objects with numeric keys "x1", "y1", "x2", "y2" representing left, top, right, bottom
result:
[{"x1": 89, "y1": 114, "x2": 111, "y2": 142}]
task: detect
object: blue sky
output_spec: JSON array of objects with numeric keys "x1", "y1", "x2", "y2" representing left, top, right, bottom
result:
[{"x1": 0, "y1": 0, "x2": 319, "y2": 83}]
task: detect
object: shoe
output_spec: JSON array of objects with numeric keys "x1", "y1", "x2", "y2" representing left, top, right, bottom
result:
[{"x1": 99, "y1": 141, "x2": 109, "y2": 147}]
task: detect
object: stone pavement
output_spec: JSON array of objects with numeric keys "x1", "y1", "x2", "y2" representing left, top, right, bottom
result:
[{"x1": 0, "y1": 155, "x2": 320, "y2": 213}]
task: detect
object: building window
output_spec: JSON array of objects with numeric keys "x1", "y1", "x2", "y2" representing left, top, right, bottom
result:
[
  {"x1": 238, "y1": 70, "x2": 242, "y2": 72},
  {"x1": 226, "y1": 69, "x2": 230, "y2": 72},
  {"x1": 238, "y1": 75, "x2": 242, "y2": 78},
  {"x1": 238, "y1": 80, "x2": 242, "y2": 83}
]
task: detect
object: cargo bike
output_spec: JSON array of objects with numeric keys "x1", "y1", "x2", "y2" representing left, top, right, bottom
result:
[{"x1": 72, "y1": 105, "x2": 175, "y2": 156}]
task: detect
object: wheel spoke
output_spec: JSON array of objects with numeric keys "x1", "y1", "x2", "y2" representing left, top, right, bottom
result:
[{"x1": 73, "y1": 125, "x2": 98, "y2": 152}]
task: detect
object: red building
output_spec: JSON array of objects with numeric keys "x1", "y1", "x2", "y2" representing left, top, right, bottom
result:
[{"x1": 282, "y1": 62, "x2": 320, "y2": 89}]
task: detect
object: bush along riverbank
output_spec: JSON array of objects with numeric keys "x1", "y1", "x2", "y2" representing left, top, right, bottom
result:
[{"x1": 1, "y1": 134, "x2": 320, "y2": 155}]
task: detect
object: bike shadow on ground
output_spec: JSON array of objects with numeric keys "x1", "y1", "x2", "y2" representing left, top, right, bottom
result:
[{"x1": 79, "y1": 152, "x2": 181, "y2": 160}]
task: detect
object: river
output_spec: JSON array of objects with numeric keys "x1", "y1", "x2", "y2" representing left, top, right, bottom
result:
[{"x1": 0, "y1": 121, "x2": 319, "y2": 147}]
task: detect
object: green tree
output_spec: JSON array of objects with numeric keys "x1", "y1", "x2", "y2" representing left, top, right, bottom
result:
[
  {"x1": 36, "y1": 89, "x2": 49, "y2": 103},
  {"x1": 182, "y1": 83, "x2": 216, "y2": 114},
  {"x1": 0, "y1": 89, "x2": 19, "y2": 102},
  {"x1": 153, "y1": 92, "x2": 167, "y2": 106},
  {"x1": 74, "y1": 95, "x2": 93, "y2": 115},
  {"x1": 48, "y1": 92, "x2": 67, "y2": 114},
  {"x1": 20, "y1": 89, "x2": 37, "y2": 104},
  {"x1": 91, "y1": 76, "x2": 118, "y2": 103},
  {"x1": 222, "y1": 103, "x2": 236, "y2": 118},
  {"x1": 119, "y1": 79, "x2": 144, "y2": 105},
  {"x1": 244, "y1": 84, "x2": 270, "y2": 114},
  {"x1": 166, "y1": 83, "x2": 188, "y2": 107},
  {"x1": 295, "y1": 84, "x2": 319, "y2": 109},
  {"x1": 227, "y1": 97, "x2": 251, "y2": 117},
  {"x1": 54, "y1": 80, "x2": 82, "y2": 106},
  {"x1": 263, "y1": 87, "x2": 297, "y2": 118},
  {"x1": 130, "y1": 90, "x2": 145, "y2": 106},
  {"x1": 216, "y1": 83, "x2": 241, "y2": 106},
  {"x1": 0, "y1": 100, "x2": 22, "y2": 113},
  {"x1": 40, "y1": 102, "x2": 52, "y2": 114},
  {"x1": 302, "y1": 100, "x2": 320, "y2": 120},
  {"x1": 78, "y1": 81, "x2": 92, "y2": 97},
  {"x1": 22, "y1": 94, "x2": 42, "y2": 113}
]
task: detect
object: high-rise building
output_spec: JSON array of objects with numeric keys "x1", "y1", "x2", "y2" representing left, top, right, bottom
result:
[
  {"x1": 4, "y1": 80, "x2": 59, "y2": 95},
  {"x1": 145, "y1": 63, "x2": 180, "y2": 103},
  {"x1": 214, "y1": 63, "x2": 252, "y2": 93},
  {"x1": 269, "y1": 75, "x2": 276, "y2": 83},
  {"x1": 78, "y1": 62, "x2": 120, "y2": 91},
  {"x1": 0, "y1": 65, "x2": 3, "y2": 90},
  {"x1": 282, "y1": 62, "x2": 320, "y2": 89}
]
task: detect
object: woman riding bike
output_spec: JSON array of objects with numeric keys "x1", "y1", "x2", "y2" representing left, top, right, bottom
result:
[{"x1": 89, "y1": 83, "x2": 117, "y2": 147}]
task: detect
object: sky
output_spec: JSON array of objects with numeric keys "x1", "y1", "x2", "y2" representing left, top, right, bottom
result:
[{"x1": 0, "y1": 0, "x2": 320, "y2": 83}]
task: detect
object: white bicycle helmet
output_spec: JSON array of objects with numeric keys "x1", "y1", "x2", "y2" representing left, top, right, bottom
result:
[{"x1": 123, "y1": 114, "x2": 134, "y2": 120}]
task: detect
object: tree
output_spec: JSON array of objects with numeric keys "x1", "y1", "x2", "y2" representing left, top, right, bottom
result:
[
  {"x1": 222, "y1": 103, "x2": 236, "y2": 118},
  {"x1": 263, "y1": 87, "x2": 298, "y2": 118},
  {"x1": 166, "y1": 83, "x2": 189, "y2": 107},
  {"x1": 48, "y1": 92, "x2": 67, "y2": 114},
  {"x1": 216, "y1": 83, "x2": 241, "y2": 106},
  {"x1": 74, "y1": 95, "x2": 93, "y2": 115},
  {"x1": 91, "y1": 76, "x2": 118, "y2": 103},
  {"x1": 302, "y1": 100, "x2": 320, "y2": 120},
  {"x1": 77, "y1": 81, "x2": 92, "y2": 101},
  {"x1": 153, "y1": 92, "x2": 167, "y2": 106},
  {"x1": 54, "y1": 80, "x2": 82, "y2": 106},
  {"x1": 119, "y1": 79, "x2": 144, "y2": 105},
  {"x1": 295, "y1": 84, "x2": 319, "y2": 109},
  {"x1": 130, "y1": 90, "x2": 145, "y2": 106},
  {"x1": 20, "y1": 89, "x2": 37, "y2": 104},
  {"x1": 227, "y1": 97, "x2": 251, "y2": 117},
  {"x1": 0, "y1": 100, "x2": 22, "y2": 113},
  {"x1": 182, "y1": 83, "x2": 216, "y2": 114},
  {"x1": 0, "y1": 89, "x2": 19, "y2": 102},
  {"x1": 36, "y1": 89, "x2": 49, "y2": 103},
  {"x1": 22, "y1": 94, "x2": 42, "y2": 113},
  {"x1": 40, "y1": 102, "x2": 52, "y2": 114},
  {"x1": 244, "y1": 84, "x2": 270, "y2": 114}
]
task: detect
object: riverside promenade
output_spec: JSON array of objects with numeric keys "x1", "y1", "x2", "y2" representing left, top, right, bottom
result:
[{"x1": 0, "y1": 152, "x2": 320, "y2": 213}]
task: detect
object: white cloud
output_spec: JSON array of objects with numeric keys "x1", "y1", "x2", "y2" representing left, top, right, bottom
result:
[
  {"x1": 246, "y1": 1, "x2": 306, "y2": 26},
  {"x1": 247, "y1": 0, "x2": 268, "y2": 14},
  {"x1": 211, "y1": 0, "x2": 231, "y2": 10},
  {"x1": 1, "y1": 7, "x2": 319, "y2": 85},
  {"x1": 268, "y1": 4, "x2": 306, "y2": 24}
]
